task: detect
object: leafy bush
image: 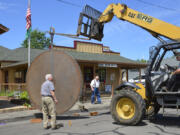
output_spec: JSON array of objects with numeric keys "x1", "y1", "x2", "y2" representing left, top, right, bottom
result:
[
  {"x1": 0, "y1": 90, "x2": 31, "y2": 107},
  {"x1": 0, "y1": 90, "x2": 14, "y2": 97},
  {"x1": 20, "y1": 91, "x2": 31, "y2": 107},
  {"x1": 20, "y1": 91, "x2": 29, "y2": 100},
  {"x1": 7, "y1": 91, "x2": 14, "y2": 97}
]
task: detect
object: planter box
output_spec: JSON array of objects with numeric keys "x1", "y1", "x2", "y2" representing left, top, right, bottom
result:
[{"x1": 0, "y1": 96, "x2": 9, "y2": 100}]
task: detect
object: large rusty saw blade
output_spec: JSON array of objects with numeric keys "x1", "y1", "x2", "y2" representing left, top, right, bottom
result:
[{"x1": 26, "y1": 50, "x2": 83, "y2": 114}]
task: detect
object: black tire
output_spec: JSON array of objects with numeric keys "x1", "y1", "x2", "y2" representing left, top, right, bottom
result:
[
  {"x1": 110, "y1": 89, "x2": 146, "y2": 125},
  {"x1": 146, "y1": 104, "x2": 160, "y2": 117}
]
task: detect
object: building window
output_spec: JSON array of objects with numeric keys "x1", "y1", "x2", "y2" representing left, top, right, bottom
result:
[
  {"x1": 14, "y1": 70, "x2": 26, "y2": 83},
  {"x1": 4, "y1": 71, "x2": 8, "y2": 83},
  {"x1": 98, "y1": 68, "x2": 106, "y2": 83}
]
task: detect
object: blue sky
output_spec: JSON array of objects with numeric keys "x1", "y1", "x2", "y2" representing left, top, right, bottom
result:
[{"x1": 0, "y1": 0, "x2": 180, "y2": 60}]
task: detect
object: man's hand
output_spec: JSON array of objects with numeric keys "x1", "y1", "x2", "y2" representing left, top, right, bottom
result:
[
  {"x1": 50, "y1": 90, "x2": 58, "y2": 104},
  {"x1": 54, "y1": 99, "x2": 58, "y2": 104},
  {"x1": 174, "y1": 69, "x2": 180, "y2": 75},
  {"x1": 91, "y1": 87, "x2": 94, "y2": 91}
]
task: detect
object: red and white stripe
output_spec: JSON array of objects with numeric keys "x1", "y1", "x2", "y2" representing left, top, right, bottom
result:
[{"x1": 26, "y1": 8, "x2": 31, "y2": 30}]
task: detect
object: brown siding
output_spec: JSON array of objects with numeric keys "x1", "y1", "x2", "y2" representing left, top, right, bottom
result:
[
  {"x1": 54, "y1": 47, "x2": 75, "y2": 52},
  {"x1": 76, "y1": 42, "x2": 102, "y2": 53},
  {"x1": 53, "y1": 41, "x2": 120, "y2": 55},
  {"x1": 8, "y1": 69, "x2": 15, "y2": 83},
  {"x1": 0, "y1": 69, "x2": 3, "y2": 83}
]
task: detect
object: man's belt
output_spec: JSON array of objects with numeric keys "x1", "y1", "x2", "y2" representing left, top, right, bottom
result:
[{"x1": 42, "y1": 95, "x2": 52, "y2": 98}]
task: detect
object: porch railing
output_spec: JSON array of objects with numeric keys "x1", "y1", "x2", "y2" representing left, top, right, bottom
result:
[{"x1": 0, "y1": 83, "x2": 27, "y2": 92}]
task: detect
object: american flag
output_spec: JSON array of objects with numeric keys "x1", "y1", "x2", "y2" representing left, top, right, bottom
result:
[{"x1": 26, "y1": 6, "x2": 31, "y2": 31}]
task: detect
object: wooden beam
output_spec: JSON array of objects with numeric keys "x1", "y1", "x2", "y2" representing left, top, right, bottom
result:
[
  {"x1": 119, "y1": 67, "x2": 122, "y2": 85},
  {"x1": 93, "y1": 64, "x2": 96, "y2": 77},
  {"x1": 139, "y1": 68, "x2": 142, "y2": 82},
  {"x1": 0, "y1": 24, "x2": 9, "y2": 34},
  {"x1": 0, "y1": 63, "x2": 2, "y2": 84},
  {"x1": 111, "y1": 83, "x2": 114, "y2": 97},
  {"x1": 126, "y1": 69, "x2": 129, "y2": 82}
]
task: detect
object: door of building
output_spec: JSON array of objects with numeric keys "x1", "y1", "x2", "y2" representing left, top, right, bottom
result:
[
  {"x1": 4, "y1": 71, "x2": 8, "y2": 90},
  {"x1": 84, "y1": 67, "x2": 93, "y2": 88},
  {"x1": 84, "y1": 67, "x2": 93, "y2": 83}
]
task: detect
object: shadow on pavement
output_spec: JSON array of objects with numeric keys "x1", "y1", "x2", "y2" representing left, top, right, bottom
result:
[
  {"x1": 34, "y1": 113, "x2": 90, "y2": 120},
  {"x1": 150, "y1": 114, "x2": 180, "y2": 127},
  {"x1": 112, "y1": 121, "x2": 148, "y2": 127},
  {"x1": 56, "y1": 116, "x2": 89, "y2": 120},
  {"x1": 97, "y1": 111, "x2": 110, "y2": 116},
  {"x1": 0, "y1": 100, "x2": 18, "y2": 109}
]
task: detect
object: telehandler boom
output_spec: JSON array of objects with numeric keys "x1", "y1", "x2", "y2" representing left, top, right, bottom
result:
[{"x1": 77, "y1": 3, "x2": 180, "y2": 42}]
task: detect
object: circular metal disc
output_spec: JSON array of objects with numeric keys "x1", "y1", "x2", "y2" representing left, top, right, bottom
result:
[{"x1": 26, "y1": 50, "x2": 82, "y2": 114}]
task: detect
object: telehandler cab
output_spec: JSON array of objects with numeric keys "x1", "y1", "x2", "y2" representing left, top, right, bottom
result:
[{"x1": 76, "y1": 3, "x2": 180, "y2": 125}]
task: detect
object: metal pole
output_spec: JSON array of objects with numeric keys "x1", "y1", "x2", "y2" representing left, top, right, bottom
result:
[
  {"x1": 28, "y1": 0, "x2": 31, "y2": 67},
  {"x1": 50, "y1": 27, "x2": 55, "y2": 50},
  {"x1": 28, "y1": 35, "x2": 31, "y2": 67},
  {"x1": 50, "y1": 27, "x2": 55, "y2": 76}
]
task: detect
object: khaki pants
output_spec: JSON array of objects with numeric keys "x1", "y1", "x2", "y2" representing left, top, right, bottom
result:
[{"x1": 42, "y1": 97, "x2": 56, "y2": 128}]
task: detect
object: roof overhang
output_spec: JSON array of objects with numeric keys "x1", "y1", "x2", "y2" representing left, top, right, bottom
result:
[
  {"x1": 1, "y1": 59, "x2": 147, "y2": 69},
  {"x1": 78, "y1": 60, "x2": 147, "y2": 69},
  {"x1": 0, "y1": 24, "x2": 9, "y2": 34}
]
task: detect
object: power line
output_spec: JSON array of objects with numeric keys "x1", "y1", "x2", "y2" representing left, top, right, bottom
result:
[
  {"x1": 56, "y1": 0, "x2": 81, "y2": 8},
  {"x1": 135, "y1": 0, "x2": 180, "y2": 13}
]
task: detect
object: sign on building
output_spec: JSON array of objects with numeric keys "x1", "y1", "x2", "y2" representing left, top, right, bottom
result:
[{"x1": 98, "y1": 63, "x2": 118, "y2": 68}]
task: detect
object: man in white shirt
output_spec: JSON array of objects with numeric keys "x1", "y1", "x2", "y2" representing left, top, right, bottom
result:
[{"x1": 90, "y1": 76, "x2": 101, "y2": 104}]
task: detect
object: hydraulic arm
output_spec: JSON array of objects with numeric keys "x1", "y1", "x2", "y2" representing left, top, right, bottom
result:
[{"x1": 77, "y1": 3, "x2": 180, "y2": 41}]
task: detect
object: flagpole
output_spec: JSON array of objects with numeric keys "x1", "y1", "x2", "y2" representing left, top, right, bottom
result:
[
  {"x1": 28, "y1": 33, "x2": 31, "y2": 67},
  {"x1": 28, "y1": 0, "x2": 31, "y2": 67}
]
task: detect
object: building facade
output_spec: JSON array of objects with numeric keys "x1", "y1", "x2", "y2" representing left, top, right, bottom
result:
[{"x1": 0, "y1": 41, "x2": 146, "y2": 99}]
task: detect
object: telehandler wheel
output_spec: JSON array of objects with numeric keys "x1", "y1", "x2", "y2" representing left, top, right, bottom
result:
[
  {"x1": 111, "y1": 89, "x2": 145, "y2": 125},
  {"x1": 146, "y1": 104, "x2": 160, "y2": 117}
]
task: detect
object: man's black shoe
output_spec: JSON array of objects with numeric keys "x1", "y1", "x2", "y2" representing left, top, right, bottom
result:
[
  {"x1": 44, "y1": 126, "x2": 50, "y2": 130},
  {"x1": 51, "y1": 123, "x2": 64, "y2": 130}
]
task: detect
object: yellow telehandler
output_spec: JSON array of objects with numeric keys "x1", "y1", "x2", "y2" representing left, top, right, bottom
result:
[{"x1": 76, "y1": 3, "x2": 180, "y2": 125}]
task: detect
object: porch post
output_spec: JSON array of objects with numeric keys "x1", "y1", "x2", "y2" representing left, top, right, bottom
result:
[
  {"x1": 93, "y1": 64, "x2": 96, "y2": 77},
  {"x1": 81, "y1": 63, "x2": 85, "y2": 102},
  {"x1": 119, "y1": 67, "x2": 122, "y2": 85},
  {"x1": 126, "y1": 69, "x2": 129, "y2": 82},
  {"x1": 0, "y1": 69, "x2": 2, "y2": 85},
  {"x1": 111, "y1": 83, "x2": 114, "y2": 97},
  {"x1": 139, "y1": 68, "x2": 142, "y2": 82}
]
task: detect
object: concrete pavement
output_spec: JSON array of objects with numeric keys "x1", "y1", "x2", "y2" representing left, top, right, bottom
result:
[{"x1": 0, "y1": 97, "x2": 111, "y2": 123}]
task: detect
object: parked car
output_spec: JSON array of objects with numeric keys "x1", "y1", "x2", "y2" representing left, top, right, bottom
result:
[{"x1": 129, "y1": 75, "x2": 146, "y2": 84}]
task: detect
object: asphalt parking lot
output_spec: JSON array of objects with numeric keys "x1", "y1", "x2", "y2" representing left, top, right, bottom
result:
[{"x1": 0, "y1": 108, "x2": 180, "y2": 135}]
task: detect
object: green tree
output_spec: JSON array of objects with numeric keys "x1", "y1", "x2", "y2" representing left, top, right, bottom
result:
[
  {"x1": 21, "y1": 29, "x2": 50, "y2": 49},
  {"x1": 137, "y1": 59, "x2": 147, "y2": 63}
]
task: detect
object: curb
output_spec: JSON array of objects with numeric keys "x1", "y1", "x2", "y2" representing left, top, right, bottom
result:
[
  {"x1": 0, "y1": 105, "x2": 110, "y2": 124},
  {"x1": 0, "y1": 106, "x2": 29, "y2": 114}
]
